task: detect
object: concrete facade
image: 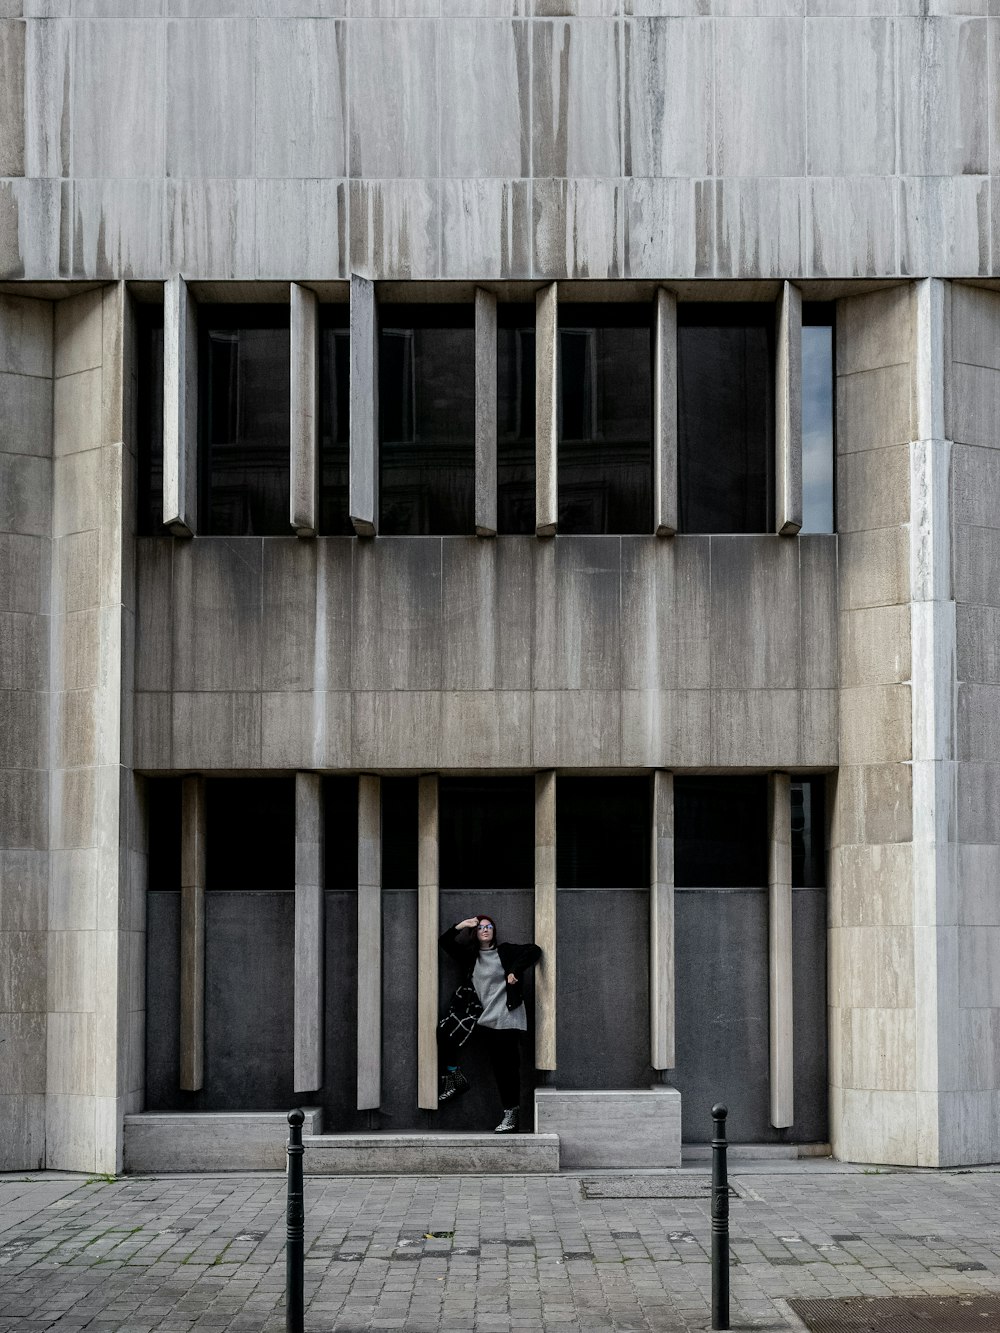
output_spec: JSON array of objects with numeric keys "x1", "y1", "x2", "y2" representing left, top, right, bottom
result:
[{"x1": 0, "y1": 6, "x2": 998, "y2": 1172}]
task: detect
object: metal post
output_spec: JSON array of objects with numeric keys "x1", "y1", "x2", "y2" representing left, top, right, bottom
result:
[
  {"x1": 286, "y1": 1108, "x2": 305, "y2": 1333},
  {"x1": 711, "y1": 1103, "x2": 730, "y2": 1331}
]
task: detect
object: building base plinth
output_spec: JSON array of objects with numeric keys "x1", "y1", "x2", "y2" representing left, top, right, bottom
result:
[
  {"x1": 302, "y1": 1132, "x2": 560, "y2": 1174},
  {"x1": 535, "y1": 1088, "x2": 682, "y2": 1169},
  {"x1": 124, "y1": 1110, "x2": 324, "y2": 1173}
]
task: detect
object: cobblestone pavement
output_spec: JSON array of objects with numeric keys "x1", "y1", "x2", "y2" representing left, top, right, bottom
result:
[{"x1": 3, "y1": 1163, "x2": 1000, "y2": 1332}]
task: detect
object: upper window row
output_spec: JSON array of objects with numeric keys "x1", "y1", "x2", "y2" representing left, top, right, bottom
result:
[{"x1": 137, "y1": 300, "x2": 834, "y2": 538}]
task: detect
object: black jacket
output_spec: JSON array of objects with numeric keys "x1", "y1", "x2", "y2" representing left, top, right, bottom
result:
[{"x1": 438, "y1": 926, "x2": 542, "y2": 1043}]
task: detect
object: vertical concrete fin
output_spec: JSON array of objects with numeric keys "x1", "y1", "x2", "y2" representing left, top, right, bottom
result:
[
  {"x1": 417, "y1": 776, "x2": 439, "y2": 1110},
  {"x1": 654, "y1": 289, "x2": 678, "y2": 537},
  {"x1": 475, "y1": 287, "x2": 498, "y2": 537},
  {"x1": 349, "y1": 274, "x2": 378, "y2": 537},
  {"x1": 179, "y1": 775, "x2": 206, "y2": 1092},
  {"x1": 534, "y1": 771, "x2": 557, "y2": 1071},
  {"x1": 290, "y1": 284, "x2": 319, "y2": 537},
  {"x1": 294, "y1": 772, "x2": 324, "y2": 1092},
  {"x1": 776, "y1": 280, "x2": 802, "y2": 536},
  {"x1": 535, "y1": 283, "x2": 558, "y2": 538},
  {"x1": 163, "y1": 276, "x2": 197, "y2": 536},
  {"x1": 357, "y1": 775, "x2": 382, "y2": 1110},
  {"x1": 768, "y1": 772, "x2": 793, "y2": 1129},
  {"x1": 651, "y1": 771, "x2": 675, "y2": 1070}
]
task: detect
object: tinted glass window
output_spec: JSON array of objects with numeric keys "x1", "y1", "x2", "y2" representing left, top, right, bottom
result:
[
  {"x1": 557, "y1": 777, "x2": 650, "y2": 889},
  {"x1": 677, "y1": 304, "x2": 774, "y2": 533},
  {"x1": 136, "y1": 305, "x2": 164, "y2": 536},
  {"x1": 802, "y1": 303, "x2": 835, "y2": 534},
  {"x1": 382, "y1": 777, "x2": 418, "y2": 891},
  {"x1": 558, "y1": 304, "x2": 653, "y2": 535},
  {"x1": 379, "y1": 305, "x2": 475, "y2": 535},
  {"x1": 146, "y1": 776, "x2": 181, "y2": 892},
  {"x1": 674, "y1": 776, "x2": 768, "y2": 887},
  {"x1": 323, "y1": 776, "x2": 358, "y2": 891},
  {"x1": 205, "y1": 778, "x2": 295, "y2": 890},
  {"x1": 792, "y1": 777, "x2": 826, "y2": 888},
  {"x1": 200, "y1": 306, "x2": 290, "y2": 536},
  {"x1": 439, "y1": 778, "x2": 534, "y2": 890},
  {"x1": 319, "y1": 308, "x2": 351, "y2": 536},
  {"x1": 497, "y1": 304, "x2": 536, "y2": 535}
]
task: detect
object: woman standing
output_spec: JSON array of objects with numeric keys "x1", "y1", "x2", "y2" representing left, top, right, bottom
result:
[{"x1": 437, "y1": 915, "x2": 542, "y2": 1133}]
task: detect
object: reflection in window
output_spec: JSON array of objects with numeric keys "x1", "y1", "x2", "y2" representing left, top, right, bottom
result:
[
  {"x1": 557, "y1": 777, "x2": 651, "y2": 888},
  {"x1": 802, "y1": 304, "x2": 835, "y2": 534},
  {"x1": 558, "y1": 304, "x2": 652, "y2": 535},
  {"x1": 319, "y1": 308, "x2": 351, "y2": 535},
  {"x1": 791, "y1": 777, "x2": 826, "y2": 888},
  {"x1": 136, "y1": 304, "x2": 164, "y2": 536},
  {"x1": 200, "y1": 306, "x2": 290, "y2": 536},
  {"x1": 674, "y1": 777, "x2": 768, "y2": 887},
  {"x1": 677, "y1": 305, "x2": 774, "y2": 534},
  {"x1": 497, "y1": 305, "x2": 536, "y2": 535},
  {"x1": 379, "y1": 305, "x2": 475, "y2": 535}
]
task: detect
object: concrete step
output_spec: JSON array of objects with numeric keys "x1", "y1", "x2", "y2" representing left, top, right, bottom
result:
[
  {"x1": 302, "y1": 1132, "x2": 560, "y2": 1175},
  {"x1": 124, "y1": 1109, "x2": 324, "y2": 1173}
]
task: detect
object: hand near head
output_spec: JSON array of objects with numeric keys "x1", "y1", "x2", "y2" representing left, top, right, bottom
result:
[{"x1": 457, "y1": 917, "x2": 479, "y2": 930}]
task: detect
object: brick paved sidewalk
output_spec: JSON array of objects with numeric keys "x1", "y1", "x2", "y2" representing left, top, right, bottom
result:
[{"x1": 3, "y1": 1164, "x2": 1000, "y2": 1332}]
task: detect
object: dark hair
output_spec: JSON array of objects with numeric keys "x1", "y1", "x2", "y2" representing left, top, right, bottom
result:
[{"x1": 476, "y1": 914, "x2": 497, "y2": 936}]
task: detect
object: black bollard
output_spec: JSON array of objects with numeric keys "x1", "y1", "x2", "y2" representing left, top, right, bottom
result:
[
  {"x1": 711, "y1": 1103, "x2": 730, "y2": 1332},
  {"x1": 286, "y1": 1108, "x2": 305, "y2": 1333}
]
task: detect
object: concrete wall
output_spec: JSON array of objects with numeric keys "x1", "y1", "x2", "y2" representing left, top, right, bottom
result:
[
  {"x1": 0, "y1": 12, "x2": 994, "y2": 283},
  {"x1": 133, "y1": 533, "x2": 838, "y2": 773},
  {"x1": 0, "y1": 293, "x2": 51, "y2": 1171}
]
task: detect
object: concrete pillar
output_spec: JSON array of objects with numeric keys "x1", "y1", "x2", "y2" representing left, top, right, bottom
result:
[
  {"x1": 776, "y1": 280, "x2": 803, "y2": 536},
  {"x1": 290, "y1": 284, "x2": 319, "y2": 537},
  {"x1": 417, "y1": 776, "x2": 439, "y2": 1110},
  {"x1": 654, "y1": 289, "x2": 678, "y2": 537},
  {"x1": 768, "y1": 772, "x2": 793, "y2": 1129},
  {"x1": 650, "y1": 771, "x2": 675, "y2": 1071},
  {"x1": 535, "y1": 283, "x2": 558, "y2": 538},
  {"x1": 475, "y1": 287, "x2": 498, "y2": 537},
  {"x1": 179, "y1": 775, "x2": 206, "y2": 1092},
  {"x1": 349, "y1": 274, "x2": 378, "y2": 536},
  {"x1": 534, "y1": 771, "x2": 557, "y2": 1071},
  {"x1": 294, "y1": 773, "x2": 324, "y2": 1092},
  {"x1": 163, "y1": 275, "x2": 198, "y2": 536},
  {"x1": 357, "y1": 775, "x2": 381, "y2": 1110}
]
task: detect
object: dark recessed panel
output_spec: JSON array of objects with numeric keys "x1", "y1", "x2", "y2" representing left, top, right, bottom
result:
[
  {"x1": 674, "y1": 776, "x2": 768, "y2": 888},
  {"x1": 205, "y1": 777, "x2": 295, "y2": 891},
  {"x1": 439, "y1": 777, "x2": 534, "y2": 891},
  {"x1": 497, "y1": 305, "x2": 536, "y2": 535},
  {"x1": 319, "y1": 309, "x2": 351, "y2": 535},
  {"x1": 557, "y1": 777, "x2": 651, "y2": 889}
]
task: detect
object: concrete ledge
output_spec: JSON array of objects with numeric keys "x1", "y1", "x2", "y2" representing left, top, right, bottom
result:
[
  {"x1": 124, "y1": 1109, "x2": 324, "y2": 1173},
  {"x1": 535, "y1": 1088, "x2": 681, "y2": 1169},
  {"x1": 302, "y1": 1133, "x2": 560, "y2": 1175}
]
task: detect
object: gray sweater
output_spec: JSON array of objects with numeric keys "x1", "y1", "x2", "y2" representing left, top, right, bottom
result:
[{"x1": 473, "y1": 948, "x2": 527, "y2": 1032}]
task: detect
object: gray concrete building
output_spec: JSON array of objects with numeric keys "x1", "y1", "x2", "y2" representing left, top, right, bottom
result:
[{"x1": 0, "y1": 3, "x2": 998, "y2": 1175}]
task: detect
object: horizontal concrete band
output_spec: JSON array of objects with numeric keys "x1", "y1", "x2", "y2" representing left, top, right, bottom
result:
[
  {"x1": 123, "y1": 1109, "x2": 324, "y2": 1173},
  {"x1": 302, "y1": 1133, "x2": 561, "y2": 1175}
]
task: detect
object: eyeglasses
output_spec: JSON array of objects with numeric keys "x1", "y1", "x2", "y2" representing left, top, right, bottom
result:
[{"x1": 476, "y1": 923, "x2": 494, "y2": 932}]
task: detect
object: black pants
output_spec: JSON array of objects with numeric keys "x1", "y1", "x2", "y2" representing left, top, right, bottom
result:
[{"x1": 438, "y1": 1025, "x2": 521, "y2": 1109}]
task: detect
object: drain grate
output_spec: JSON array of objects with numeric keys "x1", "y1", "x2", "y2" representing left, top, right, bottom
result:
[
  {"x1": 789, "y1": 1294, "x2": 1000, "y2": 1331},
  {"x1": 582, "y1": 1176, "x2": 744, "y2": 1200}
]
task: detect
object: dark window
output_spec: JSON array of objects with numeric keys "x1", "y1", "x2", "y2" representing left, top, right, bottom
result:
[
  {"x1": 318, "y1": 308, "x2": 352, "y2": 535},
  {"x1": 205, "y1": 778, "x2": 295, "y2": 890},
  {"x1": 439, "y1": 778, "x2": 534, "y2": 890},
  {"x1": 557, "y1": 777, "x2": 650, "y2": 888},
  {"x1": 136, "y1": 304, "x2": 164, "y2": 536},
  {"x1": 802, "y1": 303, "x2": 835, "y2": 534},
  {"x1": 379, "y1": 305, "x2": 475, "y2": 535},
  {"x1": 146, "y1": 777, "x2": 181, "y2": 891},
  {"x1": 323, "y1": 776, "x2": 358, "y2": 890},
  {"x1": 674, "y1": 777, "x2": 768, "y2": 887},
  {"x1": 677, "y1": 304, "x2": 774, "y2": 533},
  {"x1": 381, "y1": 777, "x2": 418, "y2": 891},
  {"x1": 199, "y1": 306, "x2": 290, "y2": 536},
  {"x1": 497, "y1": 305, "x2": 536, "y2": 535},
  {"x1": 792, "y1": 777, "x2": 826, "y2": 888},
  {"x1": 558, "y1": 304, "x2": 653, "y2": 534}
]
